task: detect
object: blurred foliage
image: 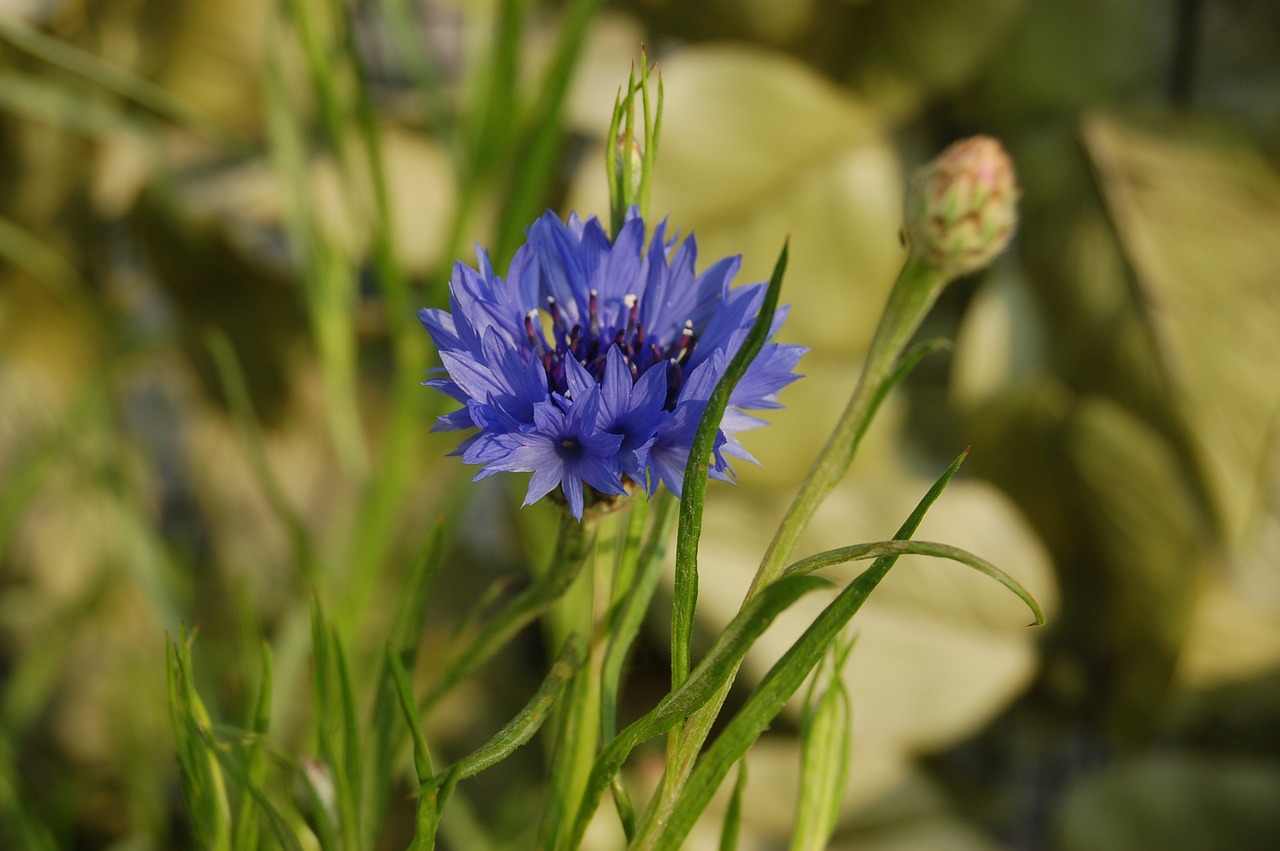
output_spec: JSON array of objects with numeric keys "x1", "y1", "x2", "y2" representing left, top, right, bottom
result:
[{"x1": 1, "y1": 0, "x2": 1279, "y2": 849}]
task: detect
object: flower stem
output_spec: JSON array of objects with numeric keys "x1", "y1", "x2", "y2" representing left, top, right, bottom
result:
[
  {"x1": 537, "y1": 511, "x2": 610, "y2": 849},
  {"x1": 748, "y1": 253, "x2": 947, "y2": 596},
  {"x1": 630, "y1": 253, "x2": 950, "y2": 849}
]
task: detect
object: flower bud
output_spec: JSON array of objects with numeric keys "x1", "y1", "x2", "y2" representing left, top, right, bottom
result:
[
  {"x1": 905, "y1": 136, "x2": 1019, "y2": 277},
  {"x1": 615, "y1": 134, "x2": 644, "y2": 204}
]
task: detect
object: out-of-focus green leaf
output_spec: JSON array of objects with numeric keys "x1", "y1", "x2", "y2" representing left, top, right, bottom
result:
[
  {"x1": 790, "y1": 642, "x2": 853, "y2": 851},
  {"x1": 833, "y1": 818, "x2": 1005, "y2": 851},
  {"x1": 624, "y1": 0, "x2": 823, "y2": 47},
  {"x1": 0, "y1": 731, "x2": 59, "y2": 851},
  {"x1": 950, "y1": 267, "x2": 1049, "y2": 410},
  {"x1": 1084, "y1": 111, "x2": 1280, "y2": 559},
  {"x1": 1177, "y1": 578, "x2": 1280, "y2": 688},
  {"x1": 0, "y1": 15, "x2": 248, "y2": 151},
  {"x1": 1055, "y1": 755, "x2": 1280, "y2": 851},
  {"x1": 1066, "y1": 396, "x2": 1206, "y2": 736},
  {"x1": 966, "y1": 0, "x2": 1166, "y2": 120},
  {"x1": 569, "y1": 42, "x2": 903, "y2": 360},
  {"x1": 0, "y1": 70, "x2": 148, "y2": 138},
  {"x1": 840, "y1": 0, "x2": 1027, "y2": 120}
]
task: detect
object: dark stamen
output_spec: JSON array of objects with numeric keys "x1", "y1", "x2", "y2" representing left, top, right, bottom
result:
[
  {"x1": 546, "y1": 297, "x2": 566, "y2": 345},
  {"x1": 524, "y1": 310, "x2": 543, "y2": 351}
]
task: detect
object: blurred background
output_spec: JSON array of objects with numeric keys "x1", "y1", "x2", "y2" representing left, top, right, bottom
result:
[{"x1": 2, "y1": 0, "x2": 1280, "y2": 848}]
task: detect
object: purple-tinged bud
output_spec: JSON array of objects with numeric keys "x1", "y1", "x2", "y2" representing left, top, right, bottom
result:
[{"x1": 905, "y1": 136, "x2": 1019, "y2": 277}]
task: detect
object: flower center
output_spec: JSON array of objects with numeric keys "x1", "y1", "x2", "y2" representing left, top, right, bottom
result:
[
  {"x1": 523, "y1": 289, "x2": 699, "y2": 410},
  {"x1": 556, "y1": 437, "x2": 583, "y2": 461}
]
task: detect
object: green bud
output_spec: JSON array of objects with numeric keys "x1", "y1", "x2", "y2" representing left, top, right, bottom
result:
[
  {"x1": 615, "y1": 134, "x2": 644, "y2": 205},
  {"x1": 905, "y1": 135, "x2": 1019, "y2": 277}
]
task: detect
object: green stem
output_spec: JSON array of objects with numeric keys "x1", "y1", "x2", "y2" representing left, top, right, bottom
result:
[
  {"x1": 630, "y1": 254, "x2": 950, "y2": 849},
  {"x1": 537, "y1": 513, "x2": 604, "y2": 849},
  {"x1": 749, "y1": 254, "x2": 946, "y2": 597}
]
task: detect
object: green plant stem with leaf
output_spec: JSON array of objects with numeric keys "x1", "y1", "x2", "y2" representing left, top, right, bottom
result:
[{"x1": 631, "y1": 249, "x2": 1020, "y2": 848}]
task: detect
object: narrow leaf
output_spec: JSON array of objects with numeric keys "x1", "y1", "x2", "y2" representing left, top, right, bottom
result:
[
  {"x1": 197, "y1": 726, "x2": 305, "y2": 851},
  {"x1": 233, "y1": 642, "x2": 273, "y2": 851},
  {"x1": 719, "y1": 760, "x2": 748, "y2": 851},
  {"x1": 421, "y1": 512, "x2": 592, "y2": 711},
  {"x1": 790, "y1": 656, "x2": 851, "y2": 851},
  {"x1": 672, "y1": 240, "x2": 789, "y2": 688},
  {"x1": 654, "y1": 454, "x2": 1043, "y2": 848},
  {"x1": 386, "y1": 645, "x2": 434, "y2": 785},
  {"x1": 425, "y1": 635, "x2": 583, "y2": 792},
  {"x1": 564, "y1": 572, "x2": 829, "y2": 849},
  {"x1": 364, "y1": 526, "x2": 446, "y2": 836}
]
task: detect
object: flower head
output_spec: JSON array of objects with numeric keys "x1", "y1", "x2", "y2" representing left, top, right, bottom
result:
[
  {"x1": 419, "y1": 209, "x2": 804, "y2": 519},
  {"x1": 905, "y1": 135, "x2": 1019, "y2": 277}
]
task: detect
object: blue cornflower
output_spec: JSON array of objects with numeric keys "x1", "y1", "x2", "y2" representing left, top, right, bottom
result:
[{"x1": 418, "y1": 208, "x2": 805, "y2": 520}]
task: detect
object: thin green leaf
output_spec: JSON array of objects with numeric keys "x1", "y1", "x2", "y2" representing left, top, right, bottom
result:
[
  {"x1": 672, "y1": 240, "x2": 789, "y2": 689},
  {"x1": 299, "y1": 758, "x2": 340, "y2": 851},
  {"x1": 0, "y1": 213, "x2": 105, "y2": 328},
  {"x1": 380, "y1": 0, "x2": 452, "y2": 149},
  {"x1": 606, "y1": 82, "x2": 625, "y2": 237},
  {"x1": 601, "y1": 493, "x2": 675, "y2": 839},
  {"x1": 206, "y1": 330, "x2": 316, "y2": 582},
  {"x1": 601, "y1": 491, "x2": 674, "y2": 743},
  {"x1": 364, "y1": 526, "x2": 447, "y2": 838},
  {"x1": 782, "y1": 539, "x2": 1044, "y2": 626},
  {"x1": 0, "y1": 70, "x2": 146, "y2": 138},
  {"x1": 167, "y1": 630, "x2": 233, "y2": 851},
  {"x1": 385, "y1": 649, "x2": 442, "y2": 851},
  {"x1": 492, "y1": 0, "x2": 605, "y2": 265},
  {"x1": 637, "y1": 52, "x2": 662, "y2": 222},
  {"x1": 426, "y1": 635, "x2": 583, "y2": 793},
  {"x1": 385, "y1": 644, "x2": 436, "y2": 846},
  {"x1": 470, "y1": 0, "x2": 526, "y2": 180},
  {"x1": 263, "y1": 24, "x2": 367, "y2": 477},
  {"x1": 331, "y1": 634, "x2": 363, "y2": 849},
  {"x1": 233, "y1": 642, "x2": 274, "y2": 851},
  {"x1": 307, "y1": 603, "x2": 342, "y2": 851},
  {"x1": 654, "y1": 455, "x2": 1043, "y2": 848},
  {"x1": 421, "y1": 511, "x2": 593, "y2": 711},
  {"x1": 719, "y1": 759, "x2": 748, "y2": 851},
  {"x1": 196, "y1": 726, "x2": 306, "y2": 851},
  {"x1": 563, "y1": 572, "x2": 830, "y2": 850},
  {"x1": 790, "y1": 654, "x2": 851, "y2": 851}
]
